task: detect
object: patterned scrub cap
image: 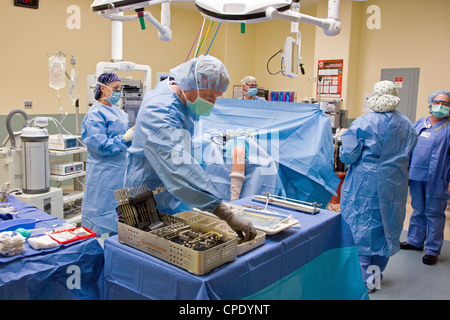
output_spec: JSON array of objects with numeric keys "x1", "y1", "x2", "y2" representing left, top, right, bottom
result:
[
  {"x1": 368, "y1": 80, "x2": 400, "y2": 113},
  {"x1": 94, "y1": 72, "x2": 121, "y2": 100}
]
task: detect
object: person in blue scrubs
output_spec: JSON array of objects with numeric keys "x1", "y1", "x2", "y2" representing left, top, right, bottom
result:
[
  {"x1": 241, "y1": 76, "x2": 265, "y2": 101},
  {"x1": 125, "y1": 55, "x2": 256, "y2": 241},
  {"x1": 339, "y1": 81, "x2": 417, "y2": 292},
  {"x1": 81, "y1": 72, "x2": 134, "y2": 237},
  {"x1": 401, "y1": 90, "x2": 450, "y2": 265}
]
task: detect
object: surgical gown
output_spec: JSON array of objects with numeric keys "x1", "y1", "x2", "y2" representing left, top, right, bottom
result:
[
  {"x1": 339, "y1": 110, "x2": 417, "y2": 257},
  {"x1": 125, "y1": 79, "x2": 222, "y2": 214},
  {"x1": 81, "y1": 101, "x2": 129, "y2": 236}
]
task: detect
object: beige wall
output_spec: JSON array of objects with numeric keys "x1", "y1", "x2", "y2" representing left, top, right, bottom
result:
[
  {"x1": 1, "y1": 1, "x2": 211, "y2": 116},
  {"x1": 1, "y1": 0, "x2": 449, "y2": 126},
  {"x1": 356, "y1": 0, "x2": 450, "y2": 121},
  {"x1": 2, "y1": 0, "x2": 108, "y2": 116}
]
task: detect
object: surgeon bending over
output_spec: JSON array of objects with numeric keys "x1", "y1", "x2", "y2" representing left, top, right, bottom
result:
[
  {"x1": 125, "y1": 55, "x2": 256, "y2": 241},
  {"x1": 81, "y1": 72, "x2": 134, "y2": 237}
]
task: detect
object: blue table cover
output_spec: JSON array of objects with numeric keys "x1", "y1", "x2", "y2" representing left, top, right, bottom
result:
[
  {"x1": 0, "y1": 196, "x2": 104, "y2": 300},
  {"x1": 102, "y1": 197, "x2": 368, "y2": 300}
]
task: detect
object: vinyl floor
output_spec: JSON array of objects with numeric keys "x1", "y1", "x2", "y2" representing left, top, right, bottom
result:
[{"x1": 369, "y1": 200, "x2": 450, "y2": 300}]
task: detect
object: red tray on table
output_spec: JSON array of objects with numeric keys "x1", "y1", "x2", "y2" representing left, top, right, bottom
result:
[{"x1": 48, "y1": 226, "x2": 96, "y2": 244}]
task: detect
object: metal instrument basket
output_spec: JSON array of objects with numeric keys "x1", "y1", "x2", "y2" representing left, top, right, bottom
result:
[{"x1": 118, "y1": 212, "x2": 238, "y2": 275}]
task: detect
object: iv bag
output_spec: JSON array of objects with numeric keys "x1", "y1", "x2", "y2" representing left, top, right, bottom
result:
[
  {"x1": 48, "y1": 56, "x2": 66, "y2": 90},
  {"x1": 68, "y1": 68, "x2": 80, "y2": 102}
]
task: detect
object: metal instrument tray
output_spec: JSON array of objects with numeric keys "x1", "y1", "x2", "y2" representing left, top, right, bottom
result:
[
  {"x1": 195, "y1": 203, "x2": 300, "y2": 236},
  {"x1": 175, "y1": 211, "x2": 266, "y2": 256},
  {"x1": 118, "y1": 212, "x2": 238, "y2": 275}
]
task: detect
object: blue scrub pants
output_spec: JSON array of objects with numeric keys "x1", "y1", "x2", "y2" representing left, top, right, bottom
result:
[
  {"x1": 407, "y1": 180, "x2": 447, "y2": 257},
  {"x1": 359, "y1": 255, "x2": 389, "y2": 286}
]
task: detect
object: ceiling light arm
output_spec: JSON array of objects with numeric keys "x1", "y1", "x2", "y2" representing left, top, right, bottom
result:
[
  {"x1": 96, "y1": 0, "x2": 172, "y2": 41},
  {"x1": 266, "y1": 0, "x2": 341, "y2": 36}
]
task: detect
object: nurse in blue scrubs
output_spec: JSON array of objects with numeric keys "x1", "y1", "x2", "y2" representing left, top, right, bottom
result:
[
  {"x1": 81, "y1": 73, "x2": 134, "y2": 236},
  {"x1": 401, "y1": 90, "x2": 450, "y2": 265}
]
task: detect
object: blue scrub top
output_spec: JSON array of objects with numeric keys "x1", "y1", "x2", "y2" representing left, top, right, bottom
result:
[{"x1": 409, "y1": 116, "x2": 450, "y2": 199}]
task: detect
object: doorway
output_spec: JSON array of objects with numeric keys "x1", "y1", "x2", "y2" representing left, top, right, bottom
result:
[{"x1": 380, "y1": 68, "x2": 420, "y2": 122}]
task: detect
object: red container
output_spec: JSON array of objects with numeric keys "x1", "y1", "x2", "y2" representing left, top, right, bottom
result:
[{"x1": 48, "y1": 226, "x2": 96, "y2": 244}]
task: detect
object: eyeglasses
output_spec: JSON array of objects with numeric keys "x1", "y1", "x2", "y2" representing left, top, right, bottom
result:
[
  {"x1": 246, "y1": 85, "x2": 258, "y2": 88},
  {"x1": 432, "y1": 100, "x2": 450, "y2": 107}
]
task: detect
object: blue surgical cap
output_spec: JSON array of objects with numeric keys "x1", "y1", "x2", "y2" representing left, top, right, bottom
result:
[
  {"x1": 170, "y1": 55, "x2": 230, "y2": 92},
  {"x1": 94, "y1": 72, "x2": 121, "y2": 100},
  {"x1": 427, "y1": 90, "x2": 450, "y2": 105}
]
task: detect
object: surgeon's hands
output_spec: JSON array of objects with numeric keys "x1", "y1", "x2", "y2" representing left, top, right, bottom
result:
[
  {"x1": 213, "y1": 202, "x2": 257, "y2": 242},
  {"x1": 123, "y1": 126, "x2": 135, "y2": 142}
]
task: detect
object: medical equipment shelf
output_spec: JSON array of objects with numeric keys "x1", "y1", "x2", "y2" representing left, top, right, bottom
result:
[
  {"x1": 62, "y1": 189, "x2": 84, "y2": 202},
  {"x1": 49, "y1": 147, "x2": 85, "y2": 222},
  {"x1": 50, "y1": 171, "x2": 85, "y2": 182},
  {"x1": 64, "y1": 212, "x2": 82, "y2": 225},
  {"x1": 59, "y1": 189, "x2": 83, "y2": 225},
  {"x1": 49, "y1": 147, "x2": 87, "y2": 156}
]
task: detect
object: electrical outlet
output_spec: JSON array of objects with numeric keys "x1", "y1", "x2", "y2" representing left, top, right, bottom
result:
[{"x1": 24, "y1": 100, "x2": 32, "y2": 109}]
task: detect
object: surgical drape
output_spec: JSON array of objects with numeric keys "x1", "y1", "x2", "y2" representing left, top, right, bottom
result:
[{"x1": 192, "y1": 98, "x2": 340, "y2": 207}]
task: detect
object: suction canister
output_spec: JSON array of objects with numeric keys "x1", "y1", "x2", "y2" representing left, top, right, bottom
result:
[{"x1": 21, "y1": 127, "x2": 50, "y2": 194}]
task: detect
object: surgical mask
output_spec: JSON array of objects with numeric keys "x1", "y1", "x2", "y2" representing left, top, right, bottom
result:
[
  {"x1": 181, "y1": 89, "x2": 214, "y2": 116},
  {"x1": 247, "y1": 87, "x2": 257, "y2": 97},
  {"x1": 181, "y1": 60, "x2": 214, "y2": 116},
  {"x1": 99, "y1": 83, "x2": 122, "y2": 105},
  {"x1": 107, "y1": 91, "x2": 122, "y2": 105},
  {"x1": 431, "y1": 104, "x2": 450, "y2": 118},
  {"x1": 187, "y1": 95, "x2": 214, "y2": 116}
]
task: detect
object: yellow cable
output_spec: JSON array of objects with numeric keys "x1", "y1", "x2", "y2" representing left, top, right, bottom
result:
[{"x1": 196, "y1": 20, "x2": 214, "y2": 57}]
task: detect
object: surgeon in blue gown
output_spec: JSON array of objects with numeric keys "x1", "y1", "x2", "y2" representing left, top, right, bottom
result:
[
  {"x1": 125, "y1": 55, "x2": 256, "y2": 241},
  {"x1": 81, "y1": 73, "x2": 134, "y2": 236},
  {"x1": 339, "y1": 81, "x2": 417, "y2": 292},
  {"x1": 401, "y1": 90, "x2": 450, "y2": 265}
]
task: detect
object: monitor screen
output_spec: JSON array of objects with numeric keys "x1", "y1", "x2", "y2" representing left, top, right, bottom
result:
[
  {"x1": 14, "y1": 0, "x2": 39, "y2": 9},
  {"x1": 290, "y1": 41, "x2": 299, "y2": 75},
  {"x1": 283, "y1": 36, "x2": 300, "y2": 78}
]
